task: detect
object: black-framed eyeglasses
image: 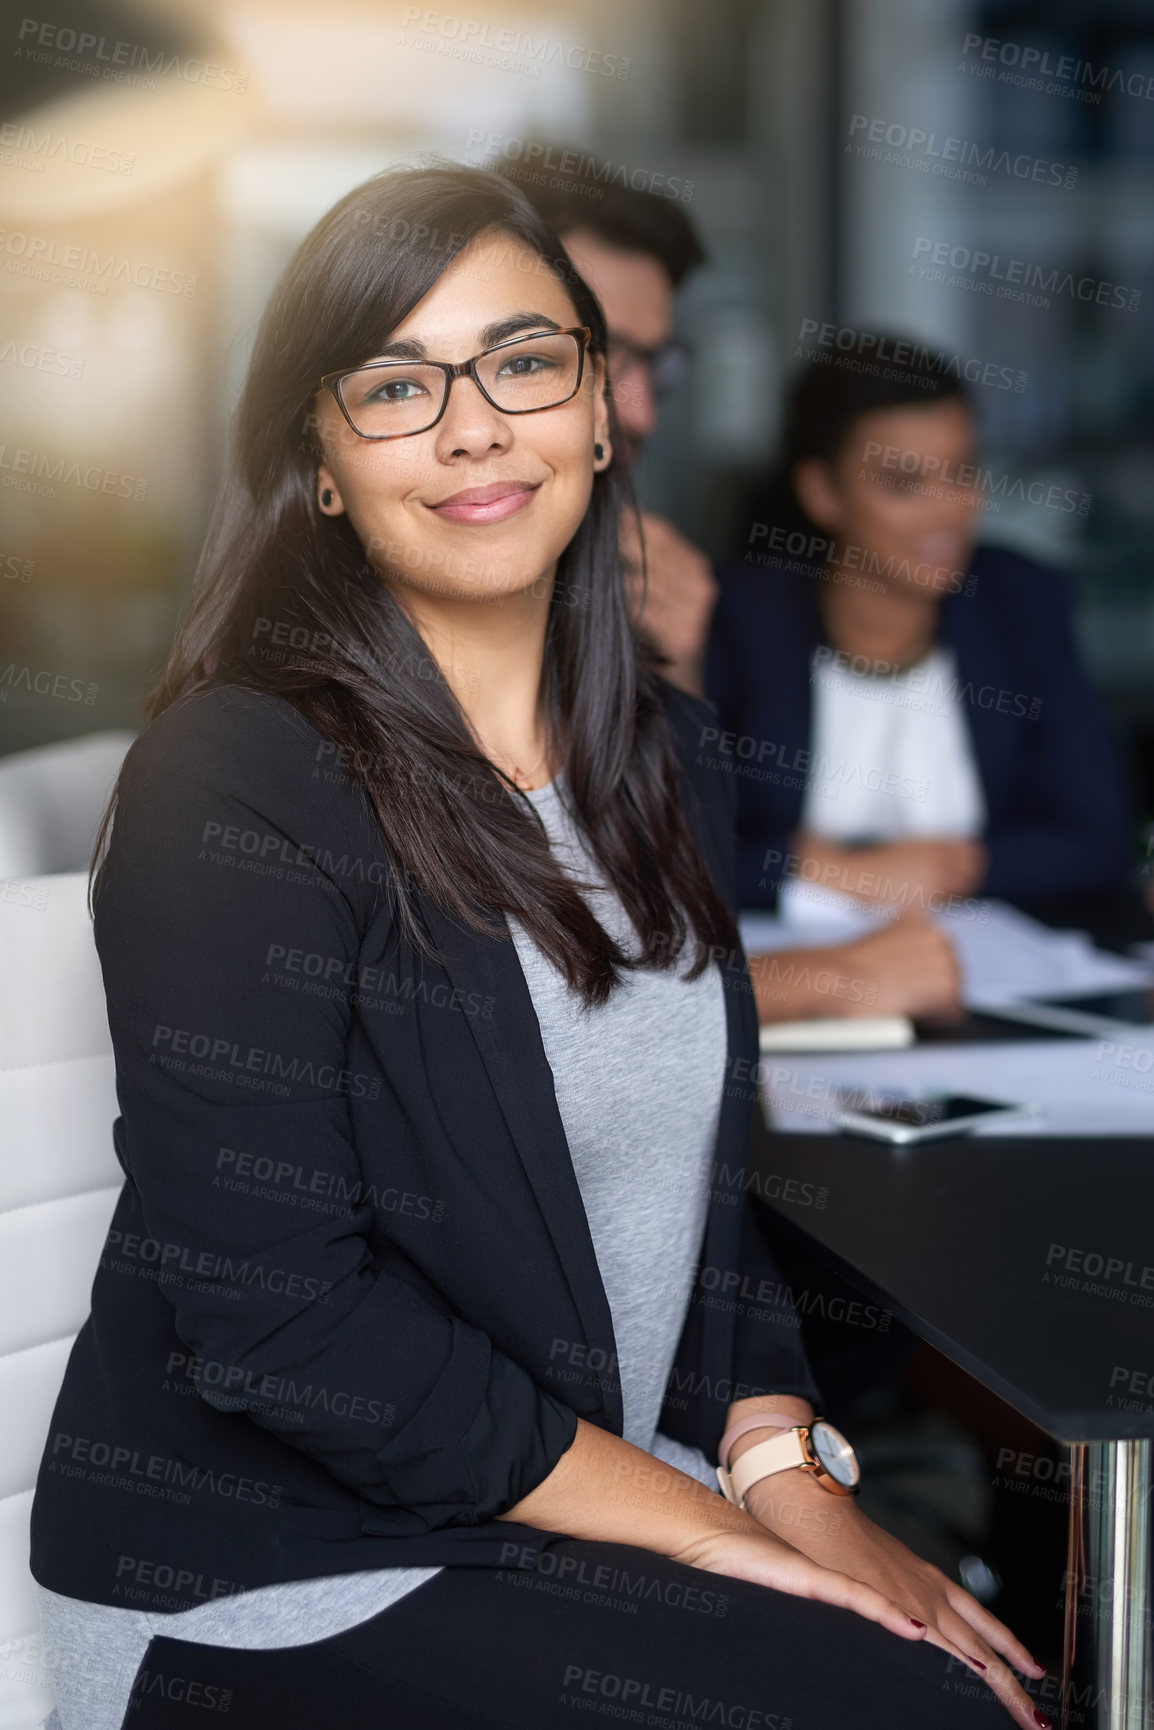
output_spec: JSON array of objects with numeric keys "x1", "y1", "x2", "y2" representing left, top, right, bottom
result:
[
  {"x1": 606, "y1": 333, "x2": 691, "y2": 396},
  {"x1": 319, "y1": 326, "x2": 592, "y2": 440}
]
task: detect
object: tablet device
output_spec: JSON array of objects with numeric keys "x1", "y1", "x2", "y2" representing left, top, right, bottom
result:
[{"x1": 969, "y1": 987, "x2": 1154, "y2": 1038}]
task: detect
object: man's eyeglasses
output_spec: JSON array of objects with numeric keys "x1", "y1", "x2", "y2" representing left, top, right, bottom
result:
[
  {"x1": 319, "y1": 326, "x2": 592, "y2": 440},
  {"x1": 606, "y1": 334, "x2": 691, "y2": 397}
]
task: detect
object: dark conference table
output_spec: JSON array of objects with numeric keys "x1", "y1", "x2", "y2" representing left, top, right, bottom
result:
[{"x1": 747, "y1": 1115, "x2": 1154, "y2": 1730}]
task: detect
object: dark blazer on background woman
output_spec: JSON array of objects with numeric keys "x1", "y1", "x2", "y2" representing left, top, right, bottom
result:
[
  {"x1": 705, "y1": 543, "x2": 1132, "y2": 911},
  {"x1": 30, "y1": 677, "x2": 817, "y2": 1613}
]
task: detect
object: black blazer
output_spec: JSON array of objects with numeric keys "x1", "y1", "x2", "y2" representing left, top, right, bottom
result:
[
  {"x1": 706, "y1": 544, "x2": 1132, "y2": 910},
  {"x1": 30, "y1": 679, "x2": 818, "y2": 1612}
]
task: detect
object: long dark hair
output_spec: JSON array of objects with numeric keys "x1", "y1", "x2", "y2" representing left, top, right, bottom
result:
[
  {"x1": 748, "y1": 333, "x2": 974, "y2": 547},
  {"x1": 90, "y1": 163, "x2": 737, "y2": 1006}
]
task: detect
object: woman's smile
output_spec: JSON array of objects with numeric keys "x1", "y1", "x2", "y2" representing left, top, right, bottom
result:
[{"x1": 425, "y1": 478, "x2": 542, "y2": 525}]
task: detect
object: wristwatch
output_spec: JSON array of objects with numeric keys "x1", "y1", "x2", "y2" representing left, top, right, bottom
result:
[{"x1": 716, "y1": 1418, "x2": 861, "y2": 1508}]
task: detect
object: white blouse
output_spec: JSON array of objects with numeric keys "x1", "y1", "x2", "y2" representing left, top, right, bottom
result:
[{"x1": 800, "y1": 643, "x2": 987, "y2": 843}]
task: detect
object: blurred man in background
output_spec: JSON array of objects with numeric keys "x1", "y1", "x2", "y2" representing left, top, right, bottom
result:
[{"x1": 495, "y1": 150, "x2": 719, "y2": 698}]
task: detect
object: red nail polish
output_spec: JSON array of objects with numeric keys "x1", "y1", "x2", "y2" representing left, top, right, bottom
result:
[
  {"x1": 1032, "y1": 1712, "x2": 1052, "y2": 1729},
  {"x1": 966, "y1": 1655, "x2": 987, "y2": 1672},
  {"x1": 909, "y1": 1617, "x2": 926, "y2": 1629}
]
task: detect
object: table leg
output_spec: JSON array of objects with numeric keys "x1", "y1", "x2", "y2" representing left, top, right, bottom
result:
[{"x1": 1062, "y1": 1440, "x2": 1153, "y2": 1729}]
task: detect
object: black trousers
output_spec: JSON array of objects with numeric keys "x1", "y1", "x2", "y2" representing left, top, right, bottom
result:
[{"x1": 119, "y1": 1538, "x2": 1021, "y2": 1730}]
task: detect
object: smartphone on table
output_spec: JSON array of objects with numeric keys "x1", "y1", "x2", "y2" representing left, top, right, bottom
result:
[{"x1": 832, "y1": 1091, "x2": 1037, "y2": 1145}]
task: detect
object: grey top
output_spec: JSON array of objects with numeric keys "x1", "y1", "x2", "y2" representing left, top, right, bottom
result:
[
  {"x1": 506, "y1": 773, "x2": 728, "y2": 1468},
  {"x1": 36, "y1": 769, "x2": 727, "y2": 1730}
]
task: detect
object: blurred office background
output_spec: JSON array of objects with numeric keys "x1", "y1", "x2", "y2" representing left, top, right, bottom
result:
[
  {"x1": 0, "y1": 0, "x2": 1152, "y2": 798},
  {"x1": 3, "y1": 0, "x2": 1149, "y2": 1659}
]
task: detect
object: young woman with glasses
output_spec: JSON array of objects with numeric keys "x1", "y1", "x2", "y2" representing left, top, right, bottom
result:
[{"x1": 31, "y1": 166, "x2": 1049, "y2": 1730}]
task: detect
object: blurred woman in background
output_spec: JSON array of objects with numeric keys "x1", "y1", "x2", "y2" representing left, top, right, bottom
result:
[{"x1": 706, "y1": 342, "x2": 1133, "y2": 1021}]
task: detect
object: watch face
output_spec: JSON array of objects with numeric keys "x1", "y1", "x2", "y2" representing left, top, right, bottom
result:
[{"x1": 811, "y1": 1421, "x2": 861, "y2": 1488}]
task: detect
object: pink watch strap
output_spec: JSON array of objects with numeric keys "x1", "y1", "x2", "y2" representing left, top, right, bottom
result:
[{"x1": 716, "y1": 1412, "x2": 800, "y2": 1473}]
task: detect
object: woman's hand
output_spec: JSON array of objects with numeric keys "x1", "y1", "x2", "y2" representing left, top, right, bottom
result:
[
  {"x1": 742, "y1": 1471, "x2": 1049, "y2": 1729},
  {"x1": 669, "y1": 1523, "x2": 932, "y2": 1648}
]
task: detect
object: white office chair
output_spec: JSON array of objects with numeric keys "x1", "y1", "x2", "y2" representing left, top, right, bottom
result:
[
  {"x1": 0, "y1": 873, "x2": 123, "y2": 1729},
  {"x1": 0, "y1": 733, "x2": 136, "y2": 879}
]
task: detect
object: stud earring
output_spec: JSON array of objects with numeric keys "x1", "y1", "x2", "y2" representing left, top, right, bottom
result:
[
  {"x1": 593, "y1": 443, "x2": 605, "y2": 461},
  {"x1": 320, "y1": 488, "x2": 333, "y2": 507}
]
